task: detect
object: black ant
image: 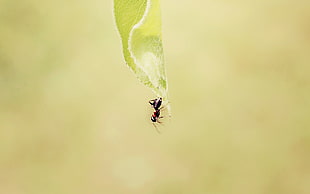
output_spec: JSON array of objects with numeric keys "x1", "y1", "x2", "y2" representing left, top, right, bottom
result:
[{"x1": 149, "y1": 97, "x2": 164, "y2": 133}]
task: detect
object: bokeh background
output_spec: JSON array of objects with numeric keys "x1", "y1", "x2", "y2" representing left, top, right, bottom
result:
[{"x1": 1, "y1": 0, "x2": 310, "y2": 193}]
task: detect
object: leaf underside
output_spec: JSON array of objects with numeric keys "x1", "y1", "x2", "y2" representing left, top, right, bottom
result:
[{"x1": 114, "y1": 0, "x2": 168, "y2": 100}]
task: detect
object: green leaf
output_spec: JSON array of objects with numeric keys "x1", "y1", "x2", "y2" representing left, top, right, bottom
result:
[{"x1": 114, "y1": 0, "x2": 168, "y2": 100}]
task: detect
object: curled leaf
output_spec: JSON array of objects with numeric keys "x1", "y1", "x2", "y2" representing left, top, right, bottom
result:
[{"x1": 114, "y1": 0, "x2": 168, "y2": 100}]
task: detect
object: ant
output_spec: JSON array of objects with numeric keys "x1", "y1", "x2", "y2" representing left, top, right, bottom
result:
[{"x1": 149, "y1": 97, "x2": 164, "y2": 133}]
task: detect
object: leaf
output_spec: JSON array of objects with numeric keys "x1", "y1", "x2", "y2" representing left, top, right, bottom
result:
[{"x1": 114, "y1": 0, "x2": 168, "y2": 100}]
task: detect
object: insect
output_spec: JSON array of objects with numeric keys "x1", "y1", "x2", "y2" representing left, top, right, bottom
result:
[{"x1": 149, "y1": 97, "x2": 164, "y2": 133}]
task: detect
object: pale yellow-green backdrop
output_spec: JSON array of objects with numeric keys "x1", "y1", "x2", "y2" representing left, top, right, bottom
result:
[{"x1": 0, "y1": 0, "x2": 309, "y2": 194}]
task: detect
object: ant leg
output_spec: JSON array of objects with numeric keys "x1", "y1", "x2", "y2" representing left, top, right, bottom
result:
[
  {"x1": 159, "y1": 106, "x2": 166, "y2": 111},
  {"x1": 149, "y1": 98, "x2": 158, "y2": 105},
  {"x1": 152, "y1": 123, "x2": 161, "y2": 134}
]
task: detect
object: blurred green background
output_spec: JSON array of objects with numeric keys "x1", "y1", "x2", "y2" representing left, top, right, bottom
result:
[{"x1": 1, "y1": 0, "x2": 310, "y2": 193}]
